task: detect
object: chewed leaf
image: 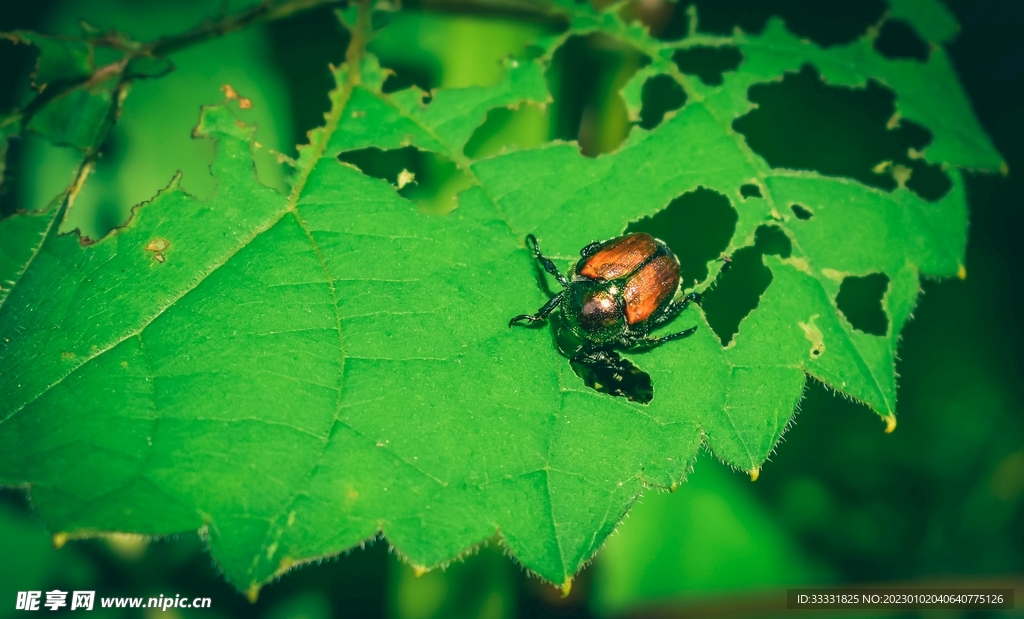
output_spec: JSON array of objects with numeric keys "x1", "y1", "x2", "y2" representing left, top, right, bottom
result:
[
  {"x1": 1, "y1": 31, "x2": 114, "y2": 151},
  {"x1": 0, "y1": 0, "x2": 1000, "y2": 595},
  {"x1": 1, "y1": 31, "x2": 94, "y2": 90}
]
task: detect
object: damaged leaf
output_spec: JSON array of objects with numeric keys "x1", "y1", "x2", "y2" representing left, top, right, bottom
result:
[{"x1": 0, "y1": 0, "x2": 1000, "y2": 594}]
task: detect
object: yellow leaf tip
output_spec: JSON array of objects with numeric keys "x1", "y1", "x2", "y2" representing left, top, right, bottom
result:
[
  {"x1": 749, "y1": 468, "x2": 760, "y2": 482},
  {"x1": 884, "y1": 414, "x2": 897, "y2": 433},
  {"x1": 245, "y1": 585, "x2": 260, "y2": 603},
  {"x1": 957, "y1": 265, "x2": 967, "y2": 280},
  {"x1": 104, "y1": 532, "x2": 147, "y2": 561},
  {"x1": 559, "y1": 578, "x2": 573, "y2": 597},
  {"x1": 52, "y1": 533, "x2": 69, "y2": 549},
  {"x1": 412, "y1": 564, "x2": 428, "y2": 578}
]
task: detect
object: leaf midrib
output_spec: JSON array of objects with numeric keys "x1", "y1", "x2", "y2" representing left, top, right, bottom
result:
[{"x1": 3, "y1": 21, "x2": 363, "y2": 424}]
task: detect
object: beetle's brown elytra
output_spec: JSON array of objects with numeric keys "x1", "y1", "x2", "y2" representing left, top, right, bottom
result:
[
  {"x1": 623, "y1": 254, "x2": 680, "y2": 324},
  {"x1": 579, "y1": 233, "x2": 660, "y2": 280},
  {"x1": 509, "y1": 232, "x2": 701, "y2": 378}
]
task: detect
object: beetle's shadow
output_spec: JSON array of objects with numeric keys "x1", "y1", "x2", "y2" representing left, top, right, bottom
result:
[
  {"x1": 570, "y1": 355, "x2": 654, "y2": 405},
  {"x1": 550, "y1": 313, "x2": 655, "y2": 405}
]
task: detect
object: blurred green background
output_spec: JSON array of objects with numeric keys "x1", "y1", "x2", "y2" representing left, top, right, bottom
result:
[{"x1": 1, "y1": 0, "x2": 1022, "y2": 617}]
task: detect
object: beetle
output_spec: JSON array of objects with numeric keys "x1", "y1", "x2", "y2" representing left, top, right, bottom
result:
[{"x1": 509, "y1": 232, "x2": 700, "y2": 366}]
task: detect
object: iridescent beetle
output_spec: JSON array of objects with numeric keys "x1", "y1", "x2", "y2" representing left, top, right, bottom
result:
[{"x1": 509, "y1": 232, "x2": 700, "y2": 366}]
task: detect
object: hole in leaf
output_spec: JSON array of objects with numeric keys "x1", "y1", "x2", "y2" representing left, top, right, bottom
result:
[
  {"x1": 0, "y1": 137, "x2": 23, "y2": 219},
  {"x1": 671, "y1": 46, "x2": 743, "y2": 86},
  {"x1": 687, "y1": 0, "x2": 886, "y2": 47},
  {"x1": 897, "y1": 118, "x2": 933, "y2": 147},
  {"x1": 570, "y1": 356, "x2": 654, "y2": 404},
  {"x1": 375, "y1": 12, "x2": 560, "y2": 91},
  {"x1": 701, "y1": 245, "x2": 771, "y2": 346},
  {"x1": 874, "y1": 20, "x2": 930, "y2": 62},
  {"x1": 337, "y1": 146, "x2": 472, "y2": 215},
  {"x1": 620, "y1": 0, "x2": 689, "y2": 41},
  {"x1": 733, "y1": 64, "x2": 952, "y2": 201},
  {"x1": 791, "y1": 204, "x2": 813, "y2": 220},
  {"x1": 700, "y1": 224, "x2": 792, "y2": 345},
  {"x1": 754, "y1": 223, "x2": 792, "y2": 258},
  {"x1": 626, "y1": 187, "x2": 737, "y2": 287},
  {"x1": 91, "y1": 201, "x2": 126, "y2": 240},
  {"x1": 740, "y1": 183, "x2": 762, "y2": 198},
  {"x1": 381, "y1": 63, "x2": 438, "y2": 94},
  {"x1": 835, "y1": 273, "x2": 890, "y2": 336},
  {"x1": 267, "y1": 7, "x2": 350, "y2": 149},
  {"x1": 463, "y1": 103, "x2": 550, "y2": 160},
  {"x1": 548, "y1": 33, "x2": 649, "y2": 157},
  {"x1": 0, "y1": 37, "x2": 36, "y2": 113},
  {"x1": 904, "y1": 158, "x2": 953, "y2": 201},
  {"x1": 61, "y1": 126, "x2": 138, "y2": 240},
  {"x1": 366, "y1": 13, "x2": 443, "y2": 94},
  {"x1": 638, "y1": 74, "x2": 687, "y2": 130}
]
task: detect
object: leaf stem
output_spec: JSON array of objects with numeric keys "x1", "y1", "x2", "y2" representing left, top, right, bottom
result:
[{"x1": 344, "y1": 0, "x2": 372, "y2": 87}]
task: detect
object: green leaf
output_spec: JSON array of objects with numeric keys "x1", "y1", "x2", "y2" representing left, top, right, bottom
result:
[
  {"x1": 887, "y1": 0, "x2": 960, "y2": 44},
  {"x1": 26, "y1": 84, "x2": 117, "y2": 151},
  {"x1": 0, "y1": 31, "x2": 94, "y2": 91},
  {"x1": 1, "y1": 30, "x2": 113, "y2": 151},
  {"x1": 0, "y1": 2, "x2": 1000, "y2": 593},
  {"x1": 3, "y1": 31, "x2": 173, "y2": 153},
  {"x1": 0, "y1": 209, "x2": 58, "y2": 307}
]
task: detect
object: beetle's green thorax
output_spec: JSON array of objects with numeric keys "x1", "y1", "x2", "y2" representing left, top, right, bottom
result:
[{"x1": 561, "y1": 278, "x2": 627, "y2": 344}]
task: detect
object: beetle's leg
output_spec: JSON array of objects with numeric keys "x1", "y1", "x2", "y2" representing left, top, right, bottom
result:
[
  {"x1": 509, "y1": 291, "x2": 564, "y2": 327},
  {"x1": 627, "y1": 325, "x2": 698, "y2": 350},
  {"x1": 526, "y1": 234, "x2": 569, "y2": 288},
  {"x1": 579, "y1": 240, "x2": 602, "y2": 259},
  {"x1": 646, "y1": 291, "x2": 702, "y2": 329}
]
